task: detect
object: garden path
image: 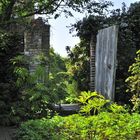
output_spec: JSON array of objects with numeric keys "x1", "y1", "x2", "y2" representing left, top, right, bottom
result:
[{"x1": 0, "y1": 127, "x2": 16, "y2": 140}]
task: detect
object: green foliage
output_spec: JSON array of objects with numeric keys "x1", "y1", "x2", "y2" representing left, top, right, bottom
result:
[
  {"x1": 0, "y1": 0, "x2": 112, "y2": 28},
  {"x1": 17, "y1": 112, "x2": 140, "y2": 140},
  {"x1": 126, "y1": 50, "x2": 140, "y2": 112},
  {"x1": 66, "y1": 43, "x2": 90, "y2": 91},
  {"x1": 0, "y1": 31, "x2": 23, "y2": 125},
  {"x1": 77, "y1": 91, "x2": 105, "y2": 104},
  {"x1": 77, "y1": 91, "x2": 126, "y2": 115},
  {"x1": 16, "y1": 93, "x2": 139, "y2": 140},
  {"x1": 126, "y1": 50, "x2": 140, "y2": 94},
  {"x1": 103, "y1": 2, "x2": 140, "y2": 103},
  {"x1": 65, "y1": 80, "x2": 79, "y2": 103},
  {"x1": 17, "y1": 117, "x2": 64, "y2": 140},
  {"x1": 10, "y1": 48, "x2": 73, "y2": 120},
  {"x1": 67, "y1": 15, "x2": 105, "y2": 91},
  {"x1": 49, "y1": 48, "x2": 67, "y2": 75},
  {"x1": 107, "y1": 2, "x2": 140, "y2": 103},
  {"x1": 11, "y1": 54, "x2": 50, "y2": 119},
  {"x1": 48, "y1": 71, "x2": 69, "y2": 103},
  {"x1": 49, "y1": 48, "x2": 71, "y2": 103},
  {"x1": 49, "y1": 48, "x2": 80, "y2": 103}
]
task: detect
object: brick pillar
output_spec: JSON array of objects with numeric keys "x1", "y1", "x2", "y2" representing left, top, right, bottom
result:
[
  {"x1": 90, "y1": 35, "x2": 96, "y2": 91},
  {"x1": 24, "y1": 18, "x2": 50, "y2": 81}
]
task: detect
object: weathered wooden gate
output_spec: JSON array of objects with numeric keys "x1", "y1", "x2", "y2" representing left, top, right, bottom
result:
[{"x1": 95, "y1": 26, "x2": 118, "y2": 100}]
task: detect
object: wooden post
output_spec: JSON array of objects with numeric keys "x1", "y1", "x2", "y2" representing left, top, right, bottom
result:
[{"x1": 95, "y1": 26, "x2": 118, "y2": 100}]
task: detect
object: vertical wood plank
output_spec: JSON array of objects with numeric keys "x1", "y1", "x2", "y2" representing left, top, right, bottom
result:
[{"x1": 95, "y1": 26, "x2": 118, "y2": 100}]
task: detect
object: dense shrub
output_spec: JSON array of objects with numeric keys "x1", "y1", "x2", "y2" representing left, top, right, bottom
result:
[
  {"x1": 10, "y1": 51, "x2": 70, "y2": 121},
  {"x1": 0, "y1": 31, "x2": 23, "y2": 125},
  {"x1": 17, "y1": 112, "x2": 140, "y2": 140},
  {"x1": 126, "y1": 50, "x2": 140, "y2": 112},
  {"x1": 76, "y1": 91, "x2": 111, "y2": 115},
  {"x1": 17, "y1": 92, "x2": 140, "y2": 140}
]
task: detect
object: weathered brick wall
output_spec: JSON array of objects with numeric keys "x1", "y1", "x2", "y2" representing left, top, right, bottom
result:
[{"x1": 24, "y1": 18, "x2": 50, "y2": 80}]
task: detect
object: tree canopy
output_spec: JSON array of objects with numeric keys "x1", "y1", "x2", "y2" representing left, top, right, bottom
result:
[{"x1": 0, "y1": 0, "x2": 112, "y2": 27}]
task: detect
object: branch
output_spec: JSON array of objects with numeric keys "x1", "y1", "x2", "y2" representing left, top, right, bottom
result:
[
  {"x1": 21, "y1": 0, "x2": 64, "y2": 18},
  {"x1": 2, "y1": 0, "x2": 17, "y2": 21}
]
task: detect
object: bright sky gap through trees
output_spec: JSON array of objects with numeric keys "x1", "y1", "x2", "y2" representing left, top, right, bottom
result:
[{"x1": 38, "y1": 0, "x2": 139, "y2": 57}]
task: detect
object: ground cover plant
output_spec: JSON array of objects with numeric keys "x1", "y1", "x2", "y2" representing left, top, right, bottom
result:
[
  {"x1": 17, "y1": 113, "x2": 140, "y2": 140},
  {"x1": 17, "y1": 92, "x2": 140, "y2": 140}
]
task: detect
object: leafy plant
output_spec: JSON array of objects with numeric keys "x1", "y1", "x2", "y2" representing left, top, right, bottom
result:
[
  {"x1": 65, "y1": 80, "x2": 79, "y2": 103},
  {"x1": 77, "y1": 91, "x2": 126, "y2": 115},
  {"x1": 17, "y1": 112, "x2": 140, "y2": 140},
  {"x1": 126, "y1": 50, "x2": 140, "y2": 112},
  {"x1": 0, "y1": 31, "x2": 23, "y2": 125},
  {"x1": 77, "y1": 91, "x2": 110, "y2": 115},
  {"x1": 11, "y1": 51, "x2": 71, "y2": 120}
]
